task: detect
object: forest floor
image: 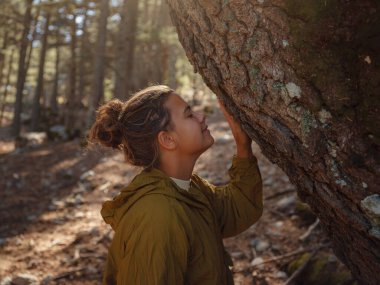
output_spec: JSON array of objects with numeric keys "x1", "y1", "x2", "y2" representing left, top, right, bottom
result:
[{"x1": 0, "y1": 103, "x2": 355, "y2": 285}]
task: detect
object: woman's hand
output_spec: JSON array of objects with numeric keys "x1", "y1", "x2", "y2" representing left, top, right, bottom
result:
[{"x1": 218, "y1": 100, "x2": 254, "y2": 158}]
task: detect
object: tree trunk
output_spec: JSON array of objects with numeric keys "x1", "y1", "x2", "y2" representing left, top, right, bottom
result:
[
  {"x1": 0, "y1": 32, "x2": 8, "y2": 91},
  {"x1": 12, "y1": 0, "x2": 34, "y2": 137},
  {"x1": 24, "y1": 4, "x2": 41, "y2": 78},
  {"x1": 0, "y1": 49, "x2": 15, "y2": 126},
  {"x1": 78, "y1": 8, "x2": 89, "y2": 104},
  {"x1": 50, "y1": 27, "x2": 60, "y2": 112},
  {"x1": 31, "y1": 12, "x2": 50, "y2": 130},
  {"x1": 113, "y1": 0, "x2": 138, "y2": 99},
  {"x1": 64, "y1": 12, "x2": 78, "y2": 134},
  {"x1": 87, "y1": 0, "x2": 110, "y2": 127},
  {"x1": 166, "y1": 1, "x2": 380, "y2": 284}
]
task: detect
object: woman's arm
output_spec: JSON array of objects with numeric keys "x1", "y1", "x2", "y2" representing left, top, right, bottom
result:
[{"x1": 194, "y1": 101, "x2": 263, "y2": 238}]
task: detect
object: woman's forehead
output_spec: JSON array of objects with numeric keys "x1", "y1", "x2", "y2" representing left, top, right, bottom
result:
[{"x1": 165, "y1": 93, "x2": 188, "y2": 112}]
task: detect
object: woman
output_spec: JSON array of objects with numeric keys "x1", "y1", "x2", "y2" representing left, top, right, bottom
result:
[{"x1": 88, "y1": 85, "x2": 263, "y2": 285}]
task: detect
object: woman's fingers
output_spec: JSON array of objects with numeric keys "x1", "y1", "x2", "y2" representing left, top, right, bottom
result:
[
  {"x1": 218, "y1": 99, "x2": 253, "y2": 157},
  {"x1": 218, "y1": 99, "x2": 250, "y2": 140}
]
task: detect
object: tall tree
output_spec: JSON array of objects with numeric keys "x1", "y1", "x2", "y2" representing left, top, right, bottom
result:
[
  {"x1": 50, "y1": 25, "x2": 61, "y2": 112},
  {"x1": 113, "y1": 0, "x2": 138, "y2": 99},
  {"x1": 24, "y1": 3, "x2": 41, "y2": 76},
  {"x1": 166, "y1": 0, "x2": 380, "y2": 284},
  {"x1": 87, "y1": 0, "x2": 110, "y2": 126},
  {"x1": 64, "y1": 9, "x2": 78, "y2": 133},
  {"x1": 0, "y1": 49, "x2": 15, "y2": 126},
  {"x1": 31, "y1": 11, "x2": 51, "y2": 130},
  {"x1": 12, "y1": 0, "x2": 34, "y2": 136},
  {"x1": 78, "y1": 7, "x2": 89, "y2": 103}
]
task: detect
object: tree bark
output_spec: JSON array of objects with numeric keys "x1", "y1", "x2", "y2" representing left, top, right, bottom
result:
[
  {"x1": 166, "y1": 0, "x2": 380, "y2": 284},
  {"x1": 31, "y1": 12, "x2": 50, "y2": 130},
  {"x1": 12, "y1": 0, "x2": 34, "y2": 137}
]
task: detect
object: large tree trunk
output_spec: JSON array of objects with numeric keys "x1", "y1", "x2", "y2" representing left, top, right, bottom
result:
[{"x1": 166, "y1": 1, "x2": 380, "y2": 284}]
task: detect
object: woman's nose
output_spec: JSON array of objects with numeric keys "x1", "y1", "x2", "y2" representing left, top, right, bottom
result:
[{"x1": 194, "y1": 111, "x2": 205, "y2": 123}]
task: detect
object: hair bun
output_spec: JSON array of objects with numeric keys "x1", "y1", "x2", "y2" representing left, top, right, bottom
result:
[{"x1": 89, "y1": 99, "x2": 125, "y2": 149}]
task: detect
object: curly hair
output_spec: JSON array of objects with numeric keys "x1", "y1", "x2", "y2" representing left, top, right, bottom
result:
[{"x1": 87, "y1": 85, "x2": 174, "y2": 169}]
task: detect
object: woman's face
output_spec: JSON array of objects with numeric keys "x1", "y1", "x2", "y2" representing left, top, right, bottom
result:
[{"x1": 164, "y1": 93, "x2": 214, "y2": 157}]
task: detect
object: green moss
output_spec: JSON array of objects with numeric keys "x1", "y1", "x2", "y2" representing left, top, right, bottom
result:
[
  {"x1": 220, "y1": 7, "x2": 235, "y2": 22},
  {"x1": 282, "y1": 0, "x2": 357, "y2": 115},
  {"x1": 249, "y1": 66, "x2": 260, "y2": 79},
  {"x1": 228, "y1": 40, "x2": 240, "y2": 54},
  {"x1": 330, "y1": 270, "x2": 353, "y2": 285},
  {"x1": 245, "y1": 36, "x2": 257, "y2": 49},
  {"x1": 288, "y1": 253, "x2": 311, "y2": 274},
  {"x1": 309, "y1": 256, "x2": 328, "y2": 282},
  {"x1": 272, "y1": 81, "x2": 285, "y2": 90},
  {"x1": 221, "y1": 0, "x2": 229, "y2": 8},
  {"x1": 301, "y1": 110, "x2": 317, "y2": 135},
  {"x1": 249, "y1": 82, "x2": 257, "y2": 92},
  {"x1": 285, "y1": 0, "x2": 340, "y2": 22}
]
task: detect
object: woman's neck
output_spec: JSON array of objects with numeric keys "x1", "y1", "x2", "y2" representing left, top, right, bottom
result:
[{"x1": 158, "y1": 153, "x2": 198, "y2": 180}]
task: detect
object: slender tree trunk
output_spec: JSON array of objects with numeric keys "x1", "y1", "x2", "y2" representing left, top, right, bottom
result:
[
  {"x1": 0, "y1": 31, "x2": 8, "y2": 90},
  {"x1": 64, "y1": 13, "x2": 78, "y2": 133},
  {"x1": 31, "y1": 12, "x2": 50, "y2": 130},
  {"x1": 113, "y1": 0, "x2": 138, "y2": 99},
  {"x1": 0, "y1": 49, "x2": 15, "y2": 126},
  {"x1": 166, "y1": 1, "x2": 380, "y2": 284},
  {"x1": 50, "y1": 27, "x2": 60, "y2": 112},
  {"x1": 78, "y1": 8, "x2": 88, "y2": 104},
  {"x1": 87, "y1": 0, "x2": 109, "y2": 126},
  {"x1": 24, "y1": 4, "x2": 41, "y2": 77},
  {"x1": 12, "y1": 0, "x2": 33, "y2": 137}
]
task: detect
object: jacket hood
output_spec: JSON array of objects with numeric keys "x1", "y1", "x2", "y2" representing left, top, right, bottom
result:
[{"x1": 101, "y1": 167, "x2": 209, "y2": 230}]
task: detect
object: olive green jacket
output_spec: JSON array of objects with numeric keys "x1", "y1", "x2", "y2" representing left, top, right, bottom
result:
[{"x1": 101, "y1": 155, "x2": 263, "y2": 285}]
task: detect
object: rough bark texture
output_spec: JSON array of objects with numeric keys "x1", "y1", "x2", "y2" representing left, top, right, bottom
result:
[{"x1": 166, "y1": 0, "x2": 380, "y2": 284}]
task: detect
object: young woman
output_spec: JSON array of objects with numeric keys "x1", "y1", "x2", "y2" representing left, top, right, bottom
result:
[{"x1": 88, "y1": 85, "x2": 263, "y2": 285}]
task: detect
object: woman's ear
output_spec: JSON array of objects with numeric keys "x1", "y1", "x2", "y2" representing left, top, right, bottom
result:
[{"x1": 157, "y1": 130, "x2": 177, "y2": 150}]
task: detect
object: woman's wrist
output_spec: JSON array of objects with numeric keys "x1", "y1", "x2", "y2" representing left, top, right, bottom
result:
[{"x1": 236, "y1": 143, "x2": 254, "y2": 158}]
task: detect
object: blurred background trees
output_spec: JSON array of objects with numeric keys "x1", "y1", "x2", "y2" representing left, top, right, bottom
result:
[{"x1": 0, "y1": 0, "x2": 209, "y2": 138}]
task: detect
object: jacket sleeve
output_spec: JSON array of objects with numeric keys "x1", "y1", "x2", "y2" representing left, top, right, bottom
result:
[
  {"x1": 110, "y1": 195, "x2": 189, "y2": 285},
  {"x1": 197, "y1": 155, "x2": 263, "y2": 238}
]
